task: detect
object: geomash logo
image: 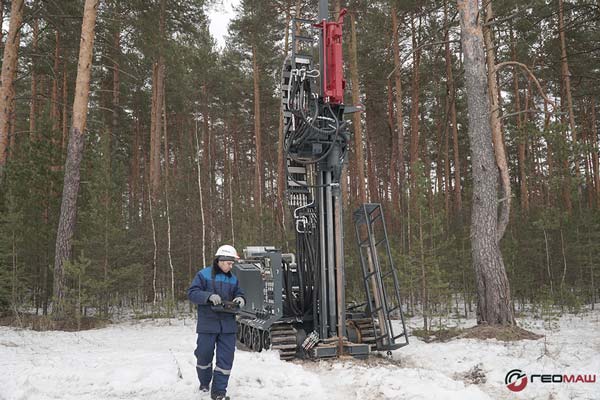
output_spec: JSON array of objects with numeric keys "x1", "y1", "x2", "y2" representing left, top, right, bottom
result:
[
  {"x1": 505, "y1": 369, "x2": 528, "y2": 392},
  {"x1": 505, "y1": 369, "x2": 597, "y2": 392}
]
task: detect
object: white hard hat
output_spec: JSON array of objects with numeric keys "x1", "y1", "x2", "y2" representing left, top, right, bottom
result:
[{"x1": 215, "y1": 245, "x2": 240, "y2": 260}]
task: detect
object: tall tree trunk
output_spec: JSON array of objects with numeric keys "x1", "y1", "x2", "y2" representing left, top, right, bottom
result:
[
  {"x1": 102, "y1": 6, "x2": 120, "y2": 298},
  {"x1": 150, "y1": 65, "x2": 159, "y2": 199},
  {"x1": 558, "y1": 0, "x2": 579, "y2": 188},
  {"x1": 387, "y1": 78, "x2": 396, "y2": 200},
  {"x1": 252, "y1": 44, "x2": 263, "y2": 212},
  {"x1": 148, "y1": 186, "x2": 158, "y2": 305},
  {"x1": 457, "y1": 0, "x2": 514, "y2": 325},
  {"x1": 0, "y1": 0, "x2": 23, "y2": 176},
  {"x1": 131, "y1": 99, "x2": 141, "y2": 222},
  {"x1": 510, "y1": 30, "x2": 529, "y2": 213},
  {"x1": 419, "y1": 207, "x2": 427, "y2": 330},
  {"x1": 590, "y1": 98, "x2": 600, "y2": 208},
  {"x1": 365, "y1": 86, "x2": 379, "y2": 203},
  {"x1": 434, "y1": 85, "x2": 446, "y2": 213},
  {"x1": 448, "y1": 57, "x2": 462, "y2": 213},
  {"x1": 112, "y1": 12, "x2": 120, "y2": 143},
  {"x1": 557, "y1": 0, "x2": 575, "y2": 212},
  {"x1": 543, "y1": 92, "x2": 554, "y2": 207},
  {"x1": 200, "y1": 84, "x2": 213, "y2": 250},
  {"x1": 583, "y1": 107, "x2": 593, "y2": 208},
  {"x1": 443, "y1": 1, "x2": 462, "y2": 214},
  {"x1": 52, "y1": 0, "x2": 99, "y2": 319},
  {"x1": 225, "y1": 126, "x2": 235, "y2": 246},
  {"x1": 51, "y1": 31, "x2": 61, "y2": 133},
  {"x1": 62, "y1": 63, "x2": 68, "y2": 150},
  {"x1": 391, "y1": 8, "x2": 405, "y2": 219},
  {"x1": 150, "y1": 0, "x2": 166, "y2": 199},
  {"x1": 29, "y1": 16, "x2": 38, "y2": 141},
  {"x1": 409, "y1": 16, "x2": 421, "y2": 197},
  {"x1": 483, "y1": 0, "x2": 510, "y2": 241},
  {"x1": 8, "y1": 75, "x2": 16, "y2": 157},
  {"x1": 511, "y1": 30, "x2": 529, "y2": 213},
  {"x1": 559, "y1": 82, "x2": 573, "y2": 211},
  {"x1": 443, "y1": 110, "x2": 451, "y2": 217},
  {"x1": 151, "y1": 60, "x2": 165, "y2": 198},
  {"x1": 349, "y1": 12, "x2": 366, "y2": 204},
  {"x1": 163, "y1": 87, "x2": 175, "y2": 308},
  {"x1": 194, "y1": 117, "x2": 206, "y2": 268}
]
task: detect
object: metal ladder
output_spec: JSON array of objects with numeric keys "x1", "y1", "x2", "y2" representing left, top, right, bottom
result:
[{"x1": 353, "y1": 203, "x2": 409, "y2": 352}]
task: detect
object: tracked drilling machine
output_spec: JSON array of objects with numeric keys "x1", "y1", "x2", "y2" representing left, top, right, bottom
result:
[{"x1": 233, "y1": 1, "x2": 409, "y2": 360}]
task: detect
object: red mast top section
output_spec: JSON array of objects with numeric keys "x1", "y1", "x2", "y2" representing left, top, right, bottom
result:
[{"x1": 316, "y1": 8, "x2": 347, "y2": 105}]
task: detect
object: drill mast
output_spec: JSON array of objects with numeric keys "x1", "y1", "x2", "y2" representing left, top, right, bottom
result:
[{"x1": 234, "y1": 0, "x2": 408, "y2": 359}]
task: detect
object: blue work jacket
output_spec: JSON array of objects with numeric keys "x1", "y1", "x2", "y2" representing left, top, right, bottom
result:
[{"x1": 188, "y1": 263, "x2": 245, "y2": 334}]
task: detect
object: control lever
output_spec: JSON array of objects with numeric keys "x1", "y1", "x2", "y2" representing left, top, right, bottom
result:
[{"x1": 210, "y1": 301, "x2": 241, "y2": 314}]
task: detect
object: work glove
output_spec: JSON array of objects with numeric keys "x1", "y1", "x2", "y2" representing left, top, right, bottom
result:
[
  {"x1": 208, "y1": 294, "x2": 222, "y2": 305},
  {"x1": 233, "y1": 297, "x2": 245, "y2": 308}
]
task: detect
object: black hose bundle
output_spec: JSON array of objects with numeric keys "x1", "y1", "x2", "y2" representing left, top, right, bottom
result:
[
  {"x1": 284, "y1": 71, "x2": 348, "y2": 190},
  {"x1": 284, "y1": 71, "x2": 345, "y2": 166},
  {"x1": 282, "y1": 230, "x2": 318, "y2": 318}
]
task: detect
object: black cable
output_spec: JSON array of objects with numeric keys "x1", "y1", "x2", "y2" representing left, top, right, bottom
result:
[
  {"x1": 285, "y1": 72, "x2": 345, "y2": 169},
  {"x1": 283, "y1": 260, "x2": 301, "y2": 317}
]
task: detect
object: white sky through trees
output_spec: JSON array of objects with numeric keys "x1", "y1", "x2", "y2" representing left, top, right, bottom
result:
[{"x1": 207, "y1": 0, "x2": 240, "y2": 49}]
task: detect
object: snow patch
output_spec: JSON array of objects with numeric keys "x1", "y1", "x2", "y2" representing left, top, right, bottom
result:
[{"x1": 1, "y1": 310, "x2": 599, "y2": 400}]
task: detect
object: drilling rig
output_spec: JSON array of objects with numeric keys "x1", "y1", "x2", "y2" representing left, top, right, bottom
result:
[{"x1": 233, "y1": 1, "x2": 408, "y2": 360}]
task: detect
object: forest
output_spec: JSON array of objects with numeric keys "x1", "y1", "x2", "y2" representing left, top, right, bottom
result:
[{"x1": 0, "y1": 0, "x2": 599, "y2": 330}]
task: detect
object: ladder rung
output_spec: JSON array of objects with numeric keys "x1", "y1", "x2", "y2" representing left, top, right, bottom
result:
[
  {"x1": 374, "y1": 237, "x2": 386, "y2": 247},
  {"x1": 393, "y1": 332, "x2": 407, "y2": 340},
  {"x1": 288, "y1": 180, "x2": 307, "y2": 187},
  {"x1": 381, "y1": 270, "x2": 394, "y2": 279},
  {"x1": 294, "y1": 56, "x2": 312, "y2": 65},
  {"x1": 387, "y1": 304, "x2": 400, "y2": 313},
  {"x1": 363, "y1": 270, "x2": 376, "y2": 280},
  {"x1": 371, "y1": 305, "x2": 384, "y2": 314},
  {"x1": 288, "y1": 166, "x2": 306, "y2": 174},
  {"x1": 370, "y1": 214, "x2": 382, "y2": 224},
  {"x1": 359, "y1": 238, "x2": 370, "y2": 247},
  {"x1": 292, "y1": 56, "x2": 312, "y2": 65},
  {"x1": 374, "y1": 333, "x2": 389, "y2": 341}
]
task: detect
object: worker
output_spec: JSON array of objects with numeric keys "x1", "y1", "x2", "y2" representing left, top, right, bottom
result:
[{"x1": 188, "y1": 245, "x2": 245, "y2": 400}]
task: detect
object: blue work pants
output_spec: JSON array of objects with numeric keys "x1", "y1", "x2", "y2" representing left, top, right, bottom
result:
[{"x1": 195, "y1": 332, "x2": 236, "y2": 395}]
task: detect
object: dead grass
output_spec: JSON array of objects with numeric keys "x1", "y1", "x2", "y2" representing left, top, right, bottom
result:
[
  {"x1": 0, "y1": 313, "x2": 110, "y2": 332},
  {"x1": 454, "y1": 363, "x2": 487, "y2": 385},
  {"x1": 459, "y1": 324, "x2": 543, "y2": 341},
  {"x1": 411, "y1": 323, "x2": 543, "y2": 343},
  {"x1": 411, "y1": 326, "x2": 464, "y2": 343}
]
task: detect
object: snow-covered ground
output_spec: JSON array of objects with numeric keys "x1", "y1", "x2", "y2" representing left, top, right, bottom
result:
[{"x1": 1, "y1": 309, "x2": 599, "y2": 400}]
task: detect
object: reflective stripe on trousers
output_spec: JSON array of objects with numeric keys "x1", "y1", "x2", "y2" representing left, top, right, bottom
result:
[
  {"x1": 214, "y1": 365, "x2": 231, "y2": 376},
  {"x1": 194, "y1": 332, "x2": 236, "y2": 394}
]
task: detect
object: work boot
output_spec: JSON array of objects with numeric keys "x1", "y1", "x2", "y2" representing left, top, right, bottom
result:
[
  {"x1": 211, "y1": 393, "x2": 229, "y2": 400},
  {"x1": 199, "y1": 385, "x2": 210, "y2": 393}
]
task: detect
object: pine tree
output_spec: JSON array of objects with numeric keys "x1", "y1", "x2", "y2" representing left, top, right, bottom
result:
[
  {"x1": 0, "y1": 0, "x2": 24, "y2": 177},
  {"x1": 457, "y1": 0, "x2": 514, "y2": 325},
  {"x1": 53, "y1": 0, "x2": 99, "y2": 319}
]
